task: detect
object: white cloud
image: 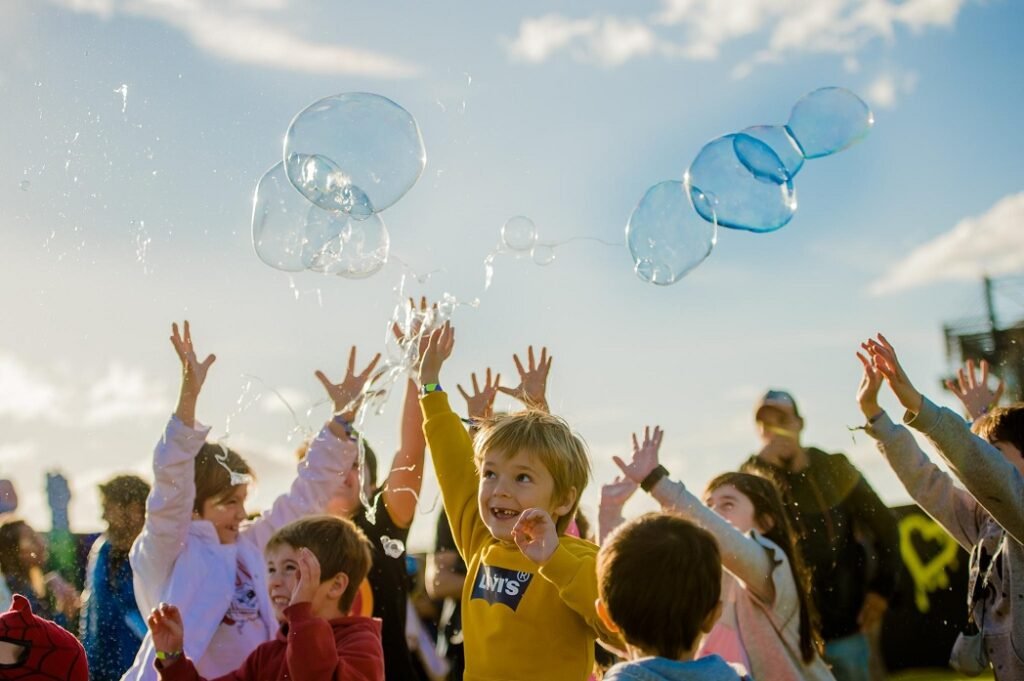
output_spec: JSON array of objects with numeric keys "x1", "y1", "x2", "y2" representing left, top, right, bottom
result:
[
  {"x1": 870, "y1": 192, "x2": 1024, "y2": 295},
  {"x1": 82, "y1": 362, "x2": 170, "y2": 426},
  {"x1": 46, "y1": 0, "x2": 419, "y2": 78},
  {"x1": 0, "y1": 355, "x2": 62, "y2": 421},
  {"x1": 865, "y1": 69, "x2": 918, "y2": 109},
  {"x1": 0, "y1": 442, "x2": 38, "y2": 467},
  {"x1": 507, "y1": 0, "x2": 974, "y2": 75}
]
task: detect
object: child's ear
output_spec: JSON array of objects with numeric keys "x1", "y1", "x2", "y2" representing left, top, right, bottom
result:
[
  {"x1": 701, "y1": 600, "x2": 724, "y2": 634},
  {"x1": 595, "y1": 599, "x2": 620, "y2": 634},
  {"x1": 552, "y1": 486, "x2": 578, "y2": 518},
  {"x1": 326, "y1": 572, "x2": 350, "y2": 600}
]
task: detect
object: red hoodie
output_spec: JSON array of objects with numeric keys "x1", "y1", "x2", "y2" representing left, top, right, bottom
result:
[{"x1": 156, "y1": 603, "x2": 384, "y2": 681}]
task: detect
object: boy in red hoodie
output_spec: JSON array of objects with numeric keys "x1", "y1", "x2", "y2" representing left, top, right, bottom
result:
[{"x1": 147, "y1": 514, "x2": 384, "y2": 681}]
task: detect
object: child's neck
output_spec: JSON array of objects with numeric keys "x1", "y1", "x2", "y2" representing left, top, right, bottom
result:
[{"x1": 630, "y1": 643, "x2": 698, "y2": 663}]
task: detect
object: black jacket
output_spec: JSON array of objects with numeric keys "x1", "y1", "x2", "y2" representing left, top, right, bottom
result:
[{"x1": 743, "y1": 448, "x2": 900, "y2": 641}]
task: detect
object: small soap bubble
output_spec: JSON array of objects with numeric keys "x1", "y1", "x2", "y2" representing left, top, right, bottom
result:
[
  {"x1": 787, "y1": 86, "x2": 873, "y2": 159},
  {"x1": 685, "y1": 134, "x2": 797, "y2": 233},
  {"x1": 531, "y1": 243, "x2": 555, "y2": 266},
  {"x1": 307, "y1": 212, "x2": 390, "y2": 279},
  {"x1": 19, "y1": 180, "x2": 30, "y2": 191},
  {"x1": 284, "y1": 93, "x2": 425, "y2": 215},
  {"x1": 501, "y1": 216, "x2": 537, "y2": 252},
  {"x1": 626, "y1": 180, "x2": 717, "y2": 286},
  {"x1": 251, "y1": 162, "x2": 317, "y2": 272},
  {"x1": 381, "y1": 536, "x2": 406, "y2": 559},
  {"x1": 738, "y1": 125, "x2": 804, "y2": 181}
]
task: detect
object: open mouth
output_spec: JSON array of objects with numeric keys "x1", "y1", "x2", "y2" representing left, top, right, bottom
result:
[
  {"x1": 490, "y1": 507, "x2": 520, "y2": 521},
  {"x1": 271, "y1": 595, "x2": 290, "y2": 607}
]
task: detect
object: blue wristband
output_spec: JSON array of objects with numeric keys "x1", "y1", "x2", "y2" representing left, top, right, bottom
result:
[{"x1": 332, "y1": 414, "x2": 354, "y2": 436}]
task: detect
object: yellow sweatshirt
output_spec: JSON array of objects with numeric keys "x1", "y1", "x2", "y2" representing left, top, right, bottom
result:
[{"x1": 422, "y1": 392, "x2": 621, "y2": 681}]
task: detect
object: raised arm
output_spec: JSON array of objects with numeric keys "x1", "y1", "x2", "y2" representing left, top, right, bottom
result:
[
  {"x1": 614, "y1": 427, "x2": 776, "y2": 603},
  {"x1": 866, "y1": 334, "x2": 1024, "y2": 544},
  {"x1": 597, "y1": 476, "x2": 637, "y2": 545},
  {"x1": 131, "y1": 322, "x2": 214, "y2": 616},
  {"x1": 945, "y1": 358, "x2": 1005, "y2": 422}
]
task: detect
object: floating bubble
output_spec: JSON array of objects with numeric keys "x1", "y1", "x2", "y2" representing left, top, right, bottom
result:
[
  {"x1": 737, "y1": 125, "x2": 804, "y2": 181},
  {"x1": 251, "y1": 162, "x2": 317, "y2": 272},
  {"x1": 787, "y1": 87, "x2": 873, "y2": 159},
  {"x1": 381, "y1": 536, "x2": 406, "y2": 559},
  {"x1": 531, "y1": 243, "x2": 556, "y2": 266},
  {"x1": 684, "y1": 134, "x2": 797, "y2": 233},
  {"x1": 19, "y1": 180, "x2": 29, "y2": 191},
  {"x1": 501, "y1": 216, "x2": 537, "y2": 252},
  {"x1": 284, "y1": 93, "x2": 425, "y2": 215},
  {"x1": 626, "y1": 180, "x2": 717, "y2": 286},
  {"x1": 307, "y1": 212, "x2": 390, "y2": 279}
]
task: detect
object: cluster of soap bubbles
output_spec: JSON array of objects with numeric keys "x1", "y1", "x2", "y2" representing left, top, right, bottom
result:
[
  {"x1": 251, "y1": 93, "x2": 426, "y2": 279},
  {"x1": 627, "y1": 87, "x2": 873, "y2": 286},
  {"x1": 484, "y1": 216, "x2": 558, "y2": 289}
]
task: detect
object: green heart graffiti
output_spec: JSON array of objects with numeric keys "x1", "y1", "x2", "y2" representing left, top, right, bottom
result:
[{"x1": 899, "y1": 513, "x2": 960, "y2": 612}]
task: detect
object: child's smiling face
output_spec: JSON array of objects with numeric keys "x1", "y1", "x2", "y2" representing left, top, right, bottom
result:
[
  {"x1": 198, "y1": 484, "x2": 249, "y2": 544},
  {"x1": 477, "y1": 448, "x2": 573, "y2": 542}
]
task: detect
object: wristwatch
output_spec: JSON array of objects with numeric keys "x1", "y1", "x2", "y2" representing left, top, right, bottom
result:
[
  {"x1": 421, "y1": 383, "x2": 443, "y2": 395},
  {"x1": 640, "y1": 465, "x2": 670, "y2": 493}
]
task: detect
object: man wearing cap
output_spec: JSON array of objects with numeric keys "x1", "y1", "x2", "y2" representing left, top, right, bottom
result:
[{"x1": 742, "y1": 390, "x2": 900, "y2": 681}]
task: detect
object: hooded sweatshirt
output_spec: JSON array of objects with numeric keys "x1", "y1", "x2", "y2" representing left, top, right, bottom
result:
[
  {"x1": 603, "y1": 655, "x2": 751, "y2": 681},
  {"x1": 156, "y1": 602, "x2": 384, "y2": 681}
]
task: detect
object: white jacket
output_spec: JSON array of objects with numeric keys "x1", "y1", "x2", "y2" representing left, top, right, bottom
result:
[{"x1": 121, "y1": 415, "x2": 355, "y2": 681}]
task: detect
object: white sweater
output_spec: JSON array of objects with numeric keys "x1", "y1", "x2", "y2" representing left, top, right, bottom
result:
[{"x1": 120, "y1": 415, "x2": 355, "y2": 681}]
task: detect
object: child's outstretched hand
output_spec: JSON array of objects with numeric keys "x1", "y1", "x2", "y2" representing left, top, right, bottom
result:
[
  {"x1": 457, "y1": 369, "x2": 501, "y2": 420},
  {"x1": 512, "y1": 508, "x2": 559, "y2": 565},
  {"x1": 613, "y1": 426, "x2": 664, "y2": 486},
  {"x1": 600, "y1": 476, "x2": 639, "y2": 512},
  {"x1": 392, "y1": 297, "x2": 434, "y2": 368},
  {"x1": 856, "y1": 351, "x2": 884, "y2": 421},
  {"x1": 148, "y1": 603, "x2": 184, "y2": 658},
  {"x1": 315, "y1": 346, "x2": 382, "y2": 423},
  {"x1": 863, "y1": 334, "x2": 924, "y2": 415},
  {"x1": 945, "y1": 358, "x2": 1005, "y2": 420},
  {"x1": 419, "y1": 321, "x2": 455, "y2": 387},
  {"x1": 497, "y1": 346, "x2": 552, "y2": 412},
  {"x1": 170, "y1": 321, "x2": 216, "y2": 427},
  {"x1": 290, "y1": 547, "x2": 322, "y2": 607}
]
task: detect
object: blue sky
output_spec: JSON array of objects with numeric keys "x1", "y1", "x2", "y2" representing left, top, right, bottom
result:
[{"x1": 2, "y1": 0, "x2": 1024, "y2": 550}]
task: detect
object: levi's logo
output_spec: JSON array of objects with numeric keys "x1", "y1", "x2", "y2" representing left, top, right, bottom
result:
[{"x1": 470, "y1": 565, "x2": 533, "y2": 610}]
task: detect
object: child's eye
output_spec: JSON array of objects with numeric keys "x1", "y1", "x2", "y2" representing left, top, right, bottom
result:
[
  {"x1": 516, "y1": 474, "x2": 532, "y2": 483},
  {"x1": 482, "y1": 470, "x2": 496, "y2": 479}
]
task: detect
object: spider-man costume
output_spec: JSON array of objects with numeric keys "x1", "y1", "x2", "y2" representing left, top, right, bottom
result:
[{"x1": 0, "y1": 594, "x2": 87, "y2": 681}]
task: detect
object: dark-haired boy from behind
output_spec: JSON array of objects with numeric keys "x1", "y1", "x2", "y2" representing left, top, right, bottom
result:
[
  {"x1": 597, "y1": 513, "x2": 752, "y2": 681},
  {"x1": 147, "y1": 515, "x2": 384, "y2": 681}
]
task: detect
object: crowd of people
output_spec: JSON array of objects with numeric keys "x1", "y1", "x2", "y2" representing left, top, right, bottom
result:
[{"x1": 0, "y1": 319, "x2": 1021, "y2": 681}]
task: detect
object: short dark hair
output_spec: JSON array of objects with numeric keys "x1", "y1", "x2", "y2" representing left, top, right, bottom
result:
[
  {"x1": 99, "y1": 475, "x2": 151, "y2": 507},
  {"x1": 193, "y1": 444, "x2": 253, "y2": 515},
  {"x1": 0, "y1": 520, "x2": 31, "y2": 576},
  {"x1": 974, "y1": 404, "x2": 1024, "y2": 457},
  {"x1": 266, "y1": 515, "x2": 373, "y2": 614},
  {"x1": 598, "y1": 513, "x2": 721, "y2": 658}
]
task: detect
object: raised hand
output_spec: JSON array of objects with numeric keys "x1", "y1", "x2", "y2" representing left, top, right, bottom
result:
[
  {"x1": 511, "y1": 508, "x2": 559, "y2": 565},
  {"x1": 45, "y1": 572, "x2": 80, "y2": 619},
  {"x1": 45, "y1": 472, "x2": 71, "y2": 515},
  {"x1": 170, "y1": 321, "x2": 216, "y2": 427},
  {"x1": 290, "y1": 547, "x2": 322, "y2": 607},
  {"x1": 147, "y1": 603, "x2": 184, "y2": 657},
  {"x1": 418, "y1": 321, "x2": 455, "y2": 387},
  {"x1": 315, "y1": 346, "x2": 382, "y2": 423},
  {"x1": 856, "y1": 351, "x2": 884, "y2": 421},
  {"x1": 392, "y1": 297, "x2": 434, "y2": 368},
  {"x1": 945, "y1": 358, "x2": 1006, "y2": 420},
  {"x1": 600, "y1": 476, "x2": 639, "y2": 511},
  {"x1": 457, "y1": 368, "x2": 501, "y2": 420},
  {"x1": 497, "y1": 346, "x2": 552, "y2": 412},
  {"x1": 613, "y1": 426, "x2": 664, "y2": 485},
  {"x1": 863, "y1": 334, "x2": 924, "y2": 415}
]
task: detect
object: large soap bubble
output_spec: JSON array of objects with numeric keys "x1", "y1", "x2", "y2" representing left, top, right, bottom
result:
[
  {"x1": 626, "y1": 181, "x2": 717, "y2": 286},
  {"x1": 501, "y1": 216, "x2": 537, "y2": 252},
  {"x1": 284, "y1": 93, "x2": 426, "y2": 216},
  {"x1": 685, "y1": 134, "x2": 797, "y2": 233},
  {"x1": 738, "y1": 125, "x2": 804, "y2": 181},
  {"x1": 252, "y1": 162, "x2": 319, "y2": 272},
  {"x1": 787, "y1": 87, "x2": 873, "y2": 159},
  {"x1": 307, "y1": 211, "x2": 390, "y2": 279}
]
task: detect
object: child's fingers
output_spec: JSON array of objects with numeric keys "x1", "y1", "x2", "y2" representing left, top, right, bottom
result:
[
  {"x1": 314, "y1": 370, "x2": 334, "y2": 393},
  {"x1": 512, "y1": 353, "x2": 525, "y2": 377},
  {"x1": 495, "y1": 385, "x2": 516, "y2": 397},
  {"x1": 456, "y1": 384, "x2": 470, "y2": 401},
  {"x1": 527, "y1": 345, "x2": 536, "y2": 371},
  {"x1": 347, "y1": 346, "x2": 357, "y2": 375},
  {"x1": 612, "y1": 456, "x2": 631, "y2": 478},
  {"x1": 471, "y1": 372, "x2": 480, "y2": 393},
  {"x1": 631, "y1": 433, "x2": 639, "y2": 451},
  {"x1": 979, "y1": 359, "x2": 989, "y2": 387},
  {"x1": 362, "y1": 352, "x2": 382, "y2": 378}
]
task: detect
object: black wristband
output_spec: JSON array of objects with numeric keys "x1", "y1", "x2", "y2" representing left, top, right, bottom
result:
[{"x1": 640, "y1": 465, "x2": 670, "y2": 493}]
